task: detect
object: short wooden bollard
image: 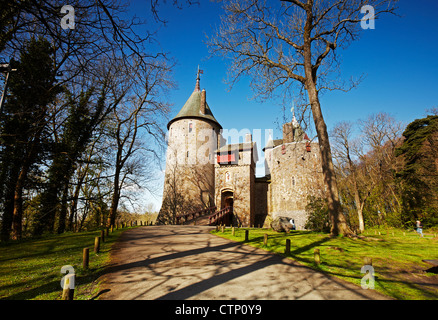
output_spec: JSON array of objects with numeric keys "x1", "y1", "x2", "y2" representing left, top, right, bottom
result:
[
  {"x1": 82, "y1": 248, "x2": 89, "y2": 269},
  {"x1": 285, "y1": 239, "x2": 291, "y2": 255},
  {"x1": 232, "y1": 227, "x2": 235, "y2": 236},
  {"x1": 94, "y1": 236, "x2": 100, "y2": 253},
  {"x1": 264, "y1": 234, "x2": 268, "y2": 246},
  {"x1": 221, "y1": 225, "x2": 225, "y2": 233},
  {"x1": 314, "y1": 248, "x2": 321, "y2": 265},
  {"x1": 61, "y1": 275, "x2": 75, "y2": 300},
  {"x1": 100, "y1": 229, "x2": 105, "y2": 243},
  {"x1": 245, "y1": 230, "x2": 249, "y2": 241},
  {"x1": 364, "y1": 257, "x2": 373, "y2": 266}
]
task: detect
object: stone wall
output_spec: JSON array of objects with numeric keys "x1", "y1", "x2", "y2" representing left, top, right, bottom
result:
[
  {"x1": 268, "y1": 141, "x2": 326, "y2": 230},
  {"x1": 214, "y1": 145, "x2": 256, "y2": 227},
  {"x1": 157, "y1": 118, "x2": 220, "y2": 224}
]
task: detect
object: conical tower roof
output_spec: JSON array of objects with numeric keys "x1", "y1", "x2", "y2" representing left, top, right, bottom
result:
[{"x1": 167, "y1": 68, "x2": 222, "y2": 129}]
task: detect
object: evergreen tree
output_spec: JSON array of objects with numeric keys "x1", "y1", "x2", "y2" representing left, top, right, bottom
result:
[
  {"x1": 34, "y1": 88, "x2": 106, "y2": 235},
  {"x1": 0, "y1": 37, "x2": 59, "y2": 241},
  {"x1": 395, "y1": 115, "x2": 438, "y2": 228}
]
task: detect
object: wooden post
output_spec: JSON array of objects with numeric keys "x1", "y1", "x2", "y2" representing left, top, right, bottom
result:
[
  {"x1": 94, "y1": 236, "x2": 100, "y2": 253},
  {"x1": 61, "y1": 275, "x2": 75, "y2": 300},
  {"x1": 232, "y1": 227, "x2": 235, "y2": 236},
  {"x1": 100, "y1": 229, "x2": 105, "y2": 243},
  {"x1": 245, "y1": 230, "x2": 249, "y2": 241},
  {"x1": 110, "y1": 225, "x2": 114, "y2": 233},
  {"x1": 314, "y1": 248, "x2": 321, "y2": 265},
  {"x1": 221, "y1": 225, "x2": 225, "y2": 233},
  {"x1": 364, "y1": 257, "x2": 373, "y2": 266},
  {"x1": 285, "y1": 239, "x2": 290, "y2": 255},
  {"x1": 264, "y1": 234, "x2": 268, "y2": 246},
  {"x1": 82, "y1": 248, "x2": 89, "y2": 269}
]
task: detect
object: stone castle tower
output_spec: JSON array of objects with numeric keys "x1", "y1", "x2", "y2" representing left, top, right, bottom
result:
[
  {"x1": 262, "y1": 111, "x2": 326, "y2": 229},
  {"x1": 157, "y1": 70, "x2": 325, "y2": 228},
  {"x1": 156, "y1": 69, "x2": 222, "y2": 224}
]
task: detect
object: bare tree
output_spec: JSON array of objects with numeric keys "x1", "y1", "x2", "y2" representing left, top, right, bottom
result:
[
  {"x1": 106, "y1": 58, "x2": 172, "y2": 227},
  {"x1": 208, "y1": 0, "x2": 398, "y2": 235},
  {"x1": 332, "y1": 113, "x2": 404, "y2": 232},
  {"x1": 331, "y1": 121, "x2": 368, "y2": 233}
]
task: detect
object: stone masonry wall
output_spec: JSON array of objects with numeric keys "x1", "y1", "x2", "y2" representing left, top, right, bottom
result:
[
  {"x1": 268, "y1": 141, "x2": 326, "y2": 230},
  {"x1": 158, "y1": 118, "x2": 220, "y2": 223}
]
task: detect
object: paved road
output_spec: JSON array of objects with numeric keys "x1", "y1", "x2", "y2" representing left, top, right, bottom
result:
[{"x1": 98, "y1": 225, "x2": 389, "y2": 300}]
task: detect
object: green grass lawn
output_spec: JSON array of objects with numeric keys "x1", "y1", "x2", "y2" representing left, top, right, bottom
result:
[
  {"x1": 211, "y1": 227, "x2": 438, "y2": 300},
  {"x1": 0, "y1": 227, "x2": 132, "y2": 300}
]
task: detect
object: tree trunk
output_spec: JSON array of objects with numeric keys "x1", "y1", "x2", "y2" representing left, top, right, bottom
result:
[
  {"x1": 11, "y1": 177, "x2": 24, "y2": 240},
  {"x1": 68, "y1": 169, "x2": 86, "y2": 231},
  {"x1": 302, "y1": 10, "x2": 352, "y2": 236},
  {"x1": 306, "y1": 85, "x2": 352, "y2": 235},
  {"x1": 11, "y1": 162, "x2": 30, "y2": 240},
  {"x1": 107, "y1": 163, "x2": 121, "y2": 227},
  {"x1": 57, "y1": 180, "x2": 69, "y2": 234},
  {"x1": 351, "y1": 176, "x2": 365, "y2": 233},
  {"x1": 2, "y1": 159, "x2": 20, "y2": 241}
]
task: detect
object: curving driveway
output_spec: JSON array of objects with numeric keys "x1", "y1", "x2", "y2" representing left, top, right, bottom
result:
[{"x1": 98, "y1": 225, "x2": 389, "y2": 300}]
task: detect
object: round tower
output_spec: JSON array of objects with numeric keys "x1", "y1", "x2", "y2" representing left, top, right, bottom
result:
[{"x1": 157, "y1": 68, "x2": 222, "y2": 224}]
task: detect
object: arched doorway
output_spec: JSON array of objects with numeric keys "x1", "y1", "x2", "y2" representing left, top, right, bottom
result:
[
  {"x1": 220, "y1": 190, "x2": 234, "y2": 226},
  {"x1": 221, "y1": 190, "x2": 234, "y2": 210}
]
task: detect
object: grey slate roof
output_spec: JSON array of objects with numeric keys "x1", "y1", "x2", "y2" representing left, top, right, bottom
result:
[
  {"x1": 262, "y1": 139, "x2": 283, "y2": 151},
  {"x1": 167, "y1": 90, "x2": 222, "y2": 129},
  {"x1": 215, "y1": 142, "x2": 256, "y2": 153}
]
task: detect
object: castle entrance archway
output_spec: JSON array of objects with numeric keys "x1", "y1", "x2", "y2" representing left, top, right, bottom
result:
[
  {"x1": 220, "y1": 190, "x2": 234, "y2": 225},
  {"x1": 221, "y1": 190, "x2": 234, "y2": 210}
]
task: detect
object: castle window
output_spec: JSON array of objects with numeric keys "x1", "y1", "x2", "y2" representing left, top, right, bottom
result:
[
  {"x1": 217, "y1": 151, "x2": 237, "y2": 164},
  {"x1": 292, "y1": 176, "x2": 295, "y2": 186},
  {"x1": 187, "y1": 151, "x2": 189, "y2": 158},
  {"x1": 188, "y1": 122, "x2": 193, "y2": 133}
]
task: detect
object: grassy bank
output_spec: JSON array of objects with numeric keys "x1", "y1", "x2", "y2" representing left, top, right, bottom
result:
[
  {"x1": 0, "y1": 227, "x2": 132, "y2": 300},
  {"x1": 211, "y1": 227, "x2": 438, "y2": 300}
]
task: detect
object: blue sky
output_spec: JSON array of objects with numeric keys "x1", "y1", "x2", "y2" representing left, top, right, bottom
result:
[{"x1": 130, "y1": 0, "x2": 438, "y2": 211}]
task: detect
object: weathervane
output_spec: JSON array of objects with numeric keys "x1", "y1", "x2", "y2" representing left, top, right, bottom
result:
[{"x1": 195, "y1": 65, "x2": 203, "y2": 92}]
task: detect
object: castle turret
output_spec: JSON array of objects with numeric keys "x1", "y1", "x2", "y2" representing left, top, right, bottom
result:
[{"x1": 157, "y1": 68, "x2": 222, "y2": 224}]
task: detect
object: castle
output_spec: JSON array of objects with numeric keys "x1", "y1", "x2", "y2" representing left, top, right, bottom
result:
[{"x1": 157, "y1": 70, "x2": 326, "y2": 229}]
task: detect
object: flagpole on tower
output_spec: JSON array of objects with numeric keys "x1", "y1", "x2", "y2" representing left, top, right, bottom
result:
[{"x1": 195, "y1": 65, "x2": 204, "y2": 92}]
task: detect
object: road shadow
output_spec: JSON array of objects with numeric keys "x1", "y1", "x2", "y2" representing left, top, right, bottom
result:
[{"x1": 100, "y1": 226, "x2": 388, "y2": 300}]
